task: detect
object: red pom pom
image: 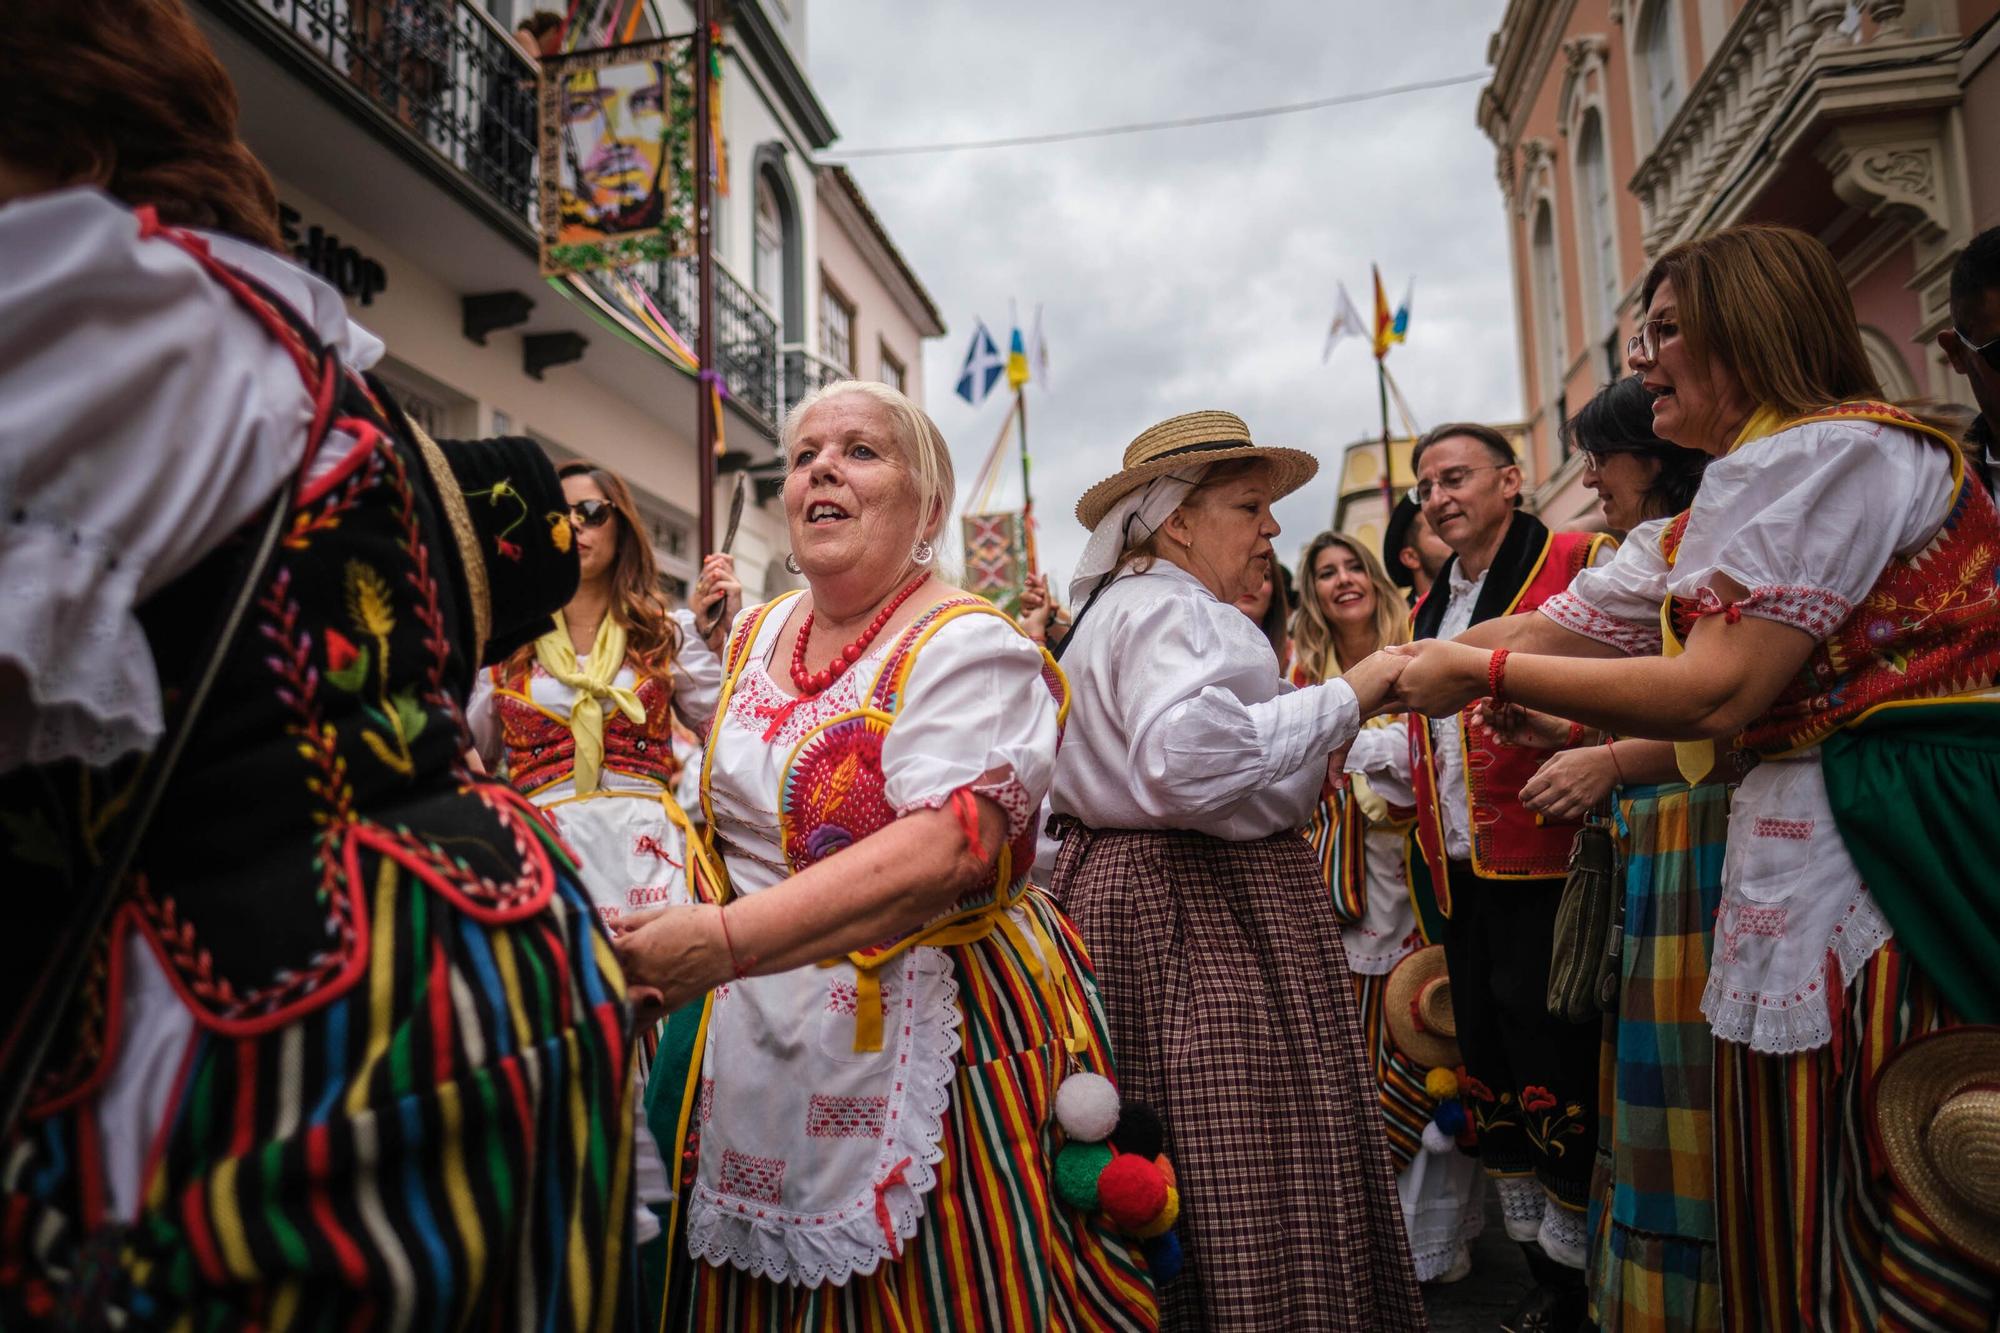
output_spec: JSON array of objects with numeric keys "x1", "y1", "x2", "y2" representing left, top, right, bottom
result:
[{"x1": 1097, "y1": 1154, "x2": 1168, "y2": 1231}]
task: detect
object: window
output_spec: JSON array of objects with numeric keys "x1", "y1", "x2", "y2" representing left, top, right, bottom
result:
[
  {"x1": 820, "y1": 281, "x2": 855, "y2": 374},
  {"x1": 753, "y1": 176, "x2": 785, "y2": 314},
  {"x1": 1531, "y1": 201, "x2": 1568, "y2": 437},
  {"x1": 1574, "y1": 111, "x2": 1620, "y2": 337},
  {"x1": 1639, "y1": 0, "x2": 1683, "y2": 145},
  {"x1": 880, "y1": 344, "x2": 906, "y2": 395}
]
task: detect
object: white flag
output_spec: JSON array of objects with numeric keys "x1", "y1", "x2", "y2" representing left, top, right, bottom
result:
[
  {"x1": 1322, "y1": 282, "x2": 1369, "y2": 363},
  {"x1": 1029, "y1": 302, "x2": 1050, "y2": 391}
]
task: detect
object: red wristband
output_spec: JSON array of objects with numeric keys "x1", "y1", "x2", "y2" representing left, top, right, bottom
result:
[
  {"x1": 1604, "y1": 737, "x2": 1626, "y2": 786},
  {"x1": 1487, "y1": 649, "x2": 1511, "y2": 702},
  {"x1": 1565, "y1": 720, "x2": 1588, "y2": 747},
  {"x1": 717, "y1": 904, "x2": 757, "y2": 980}
]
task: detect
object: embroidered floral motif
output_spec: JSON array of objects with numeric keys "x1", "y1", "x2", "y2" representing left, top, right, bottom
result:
[
  {"x1": 1717, "y1": 901, "x2": 1789, "y2": 965},
  {"x1": 1753, "y1": 817, "x2": 1813, "y2": 841},
  {"x1": 1473, "y1": 1089, "x2": 1522, "y2": 1139},
  {"x1": 1522, "y1": 1090, "x2": 1587, "y2": 1158},
  {"x1": 804, "y1": 1094, "x2": 889, "y2": 1139},
  {"x1": 331, "y1": 560, "x2": 424, "y2": 775},
  {"x1": 698, "y1": 1077, "x2": 714, "y2": 1124},
  {"x1": 1538, "y1": 590, "x2": 1663, "y2": 656},
  {"x1": 718, "y1": 1148, "x2": 786, "y2": 1204},
  {"x1": 780, "y1": 714, "x2": 894, "y2": 871},
  {"x1": 462, "y1": 478, "x2": 529, "y2": 563}
]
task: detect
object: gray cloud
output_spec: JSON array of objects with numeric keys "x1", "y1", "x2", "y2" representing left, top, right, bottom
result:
[{"x1": 810, "y1": 0, "x2": 1519, "y2": 590}]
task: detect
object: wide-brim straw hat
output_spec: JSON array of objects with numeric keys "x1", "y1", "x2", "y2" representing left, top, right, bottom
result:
[
  {"x1": 1384, "y1": 945, "x2": 1460, "y2": 1071},
  {"x1": 1075, "y1": 410, "x2": 1319, "y2": 531},
  {"x1": 1869, "y1": 1026, "x2": 2000, "y2": 1268}
]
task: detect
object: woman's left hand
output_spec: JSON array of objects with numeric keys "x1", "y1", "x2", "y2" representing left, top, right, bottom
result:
[
  {"x1": 1384, "y1": 640, "x2": 1489, "y2": 716},
  {"x1": 1519, "y1": 747, "x2": 1618, "y2": 821},
  {"x1": 695, "y1": 553, "x2": 743, "y2": 653},
  {"x1": 609, "y1": 904, "x2": 731, "y2": 1012}
]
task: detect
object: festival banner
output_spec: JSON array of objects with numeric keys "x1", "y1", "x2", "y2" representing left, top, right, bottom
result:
[{"x1": 539, "y1": 37, "x2": 698, "y2": 276}]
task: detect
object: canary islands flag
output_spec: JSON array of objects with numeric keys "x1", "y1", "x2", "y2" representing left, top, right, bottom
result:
[{"x1": 956, "y1": 321, "x2": 1005, "y2": 405}]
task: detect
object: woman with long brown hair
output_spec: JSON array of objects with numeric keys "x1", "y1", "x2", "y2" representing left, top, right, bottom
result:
[
  {"x1": 1395, "y1": 223, "x2": 2000, "y2": 1330},
  {"x1": 1291, "y1": 530, "x2": 1487, "y2": 1289},
  {"x1": 0, "y1": 2, "x2": 637, "y2": 1325}
]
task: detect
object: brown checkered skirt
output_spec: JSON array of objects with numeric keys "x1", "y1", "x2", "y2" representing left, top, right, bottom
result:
[{"x1": 1051, "y1": 822, "x2": 1427, "y2": 1332}]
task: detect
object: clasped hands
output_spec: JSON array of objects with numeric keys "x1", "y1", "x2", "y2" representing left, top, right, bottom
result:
[{"x1": 1339, "y1": 639, "x2": 1493, "y2": 719}]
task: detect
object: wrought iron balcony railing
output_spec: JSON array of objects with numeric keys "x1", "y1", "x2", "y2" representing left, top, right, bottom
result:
[
  {"x1": 618, "y1": 257, "x2": 783, "y2": 436},
  {"x1": 781, "y1": 345, "x2": 852, "y2": 420},
  {"x1": 214, "y1": 0, "x2": 540, "y2": 232}
]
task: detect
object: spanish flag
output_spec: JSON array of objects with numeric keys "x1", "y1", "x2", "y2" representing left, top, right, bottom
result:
[{"x1": 1371, "y1": 265, "x2": 1396, "y2": 360}]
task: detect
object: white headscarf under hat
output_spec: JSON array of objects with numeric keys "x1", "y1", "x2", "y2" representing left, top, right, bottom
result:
[{"x1": 1067, "y1": 466, "x2": 1210, "y2": 609}]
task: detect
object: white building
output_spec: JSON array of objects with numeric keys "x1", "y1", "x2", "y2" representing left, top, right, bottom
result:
[{"x1": 195, "y1": 0, "x2": 942, "y2": 602}]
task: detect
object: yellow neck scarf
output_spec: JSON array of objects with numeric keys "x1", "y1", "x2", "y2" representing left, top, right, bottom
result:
[
  {"x1": 1665, "y1": 406, "x2": 1788, "y2": 784},
  {"x1": 535, "y1": 611, "x2": 646, "y2": 794}
]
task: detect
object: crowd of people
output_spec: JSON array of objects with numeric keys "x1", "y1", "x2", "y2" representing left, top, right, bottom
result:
[{"x1": 5, "y1": 3, "x2": 2000, "y2": 1331}]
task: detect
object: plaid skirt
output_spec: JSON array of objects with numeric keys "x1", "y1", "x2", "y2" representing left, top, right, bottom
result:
[
  {"x1": 1587, "y1": 782, "x2": 1729, "y2": 1333},
  {"x1": 1050, "y1": 822, "x2": 1426, "y2": 1332}
]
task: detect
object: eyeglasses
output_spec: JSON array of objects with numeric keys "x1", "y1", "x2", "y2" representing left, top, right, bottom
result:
[
  {"x1": 1580, "y1": 444, "x2": 1648, "y2": 471},
  {"x1": 1952, "y1": 325, "x2": 2000, "y2": 374},
  {"x1": 1625, "y1": 316, "x2": 1679, "y2": 364},
  {"x1": 1413, "y1": 464, "x2": 1508, "y2": 505},
  {"x1": 568, "y1": 499, "x2": 616, "y2": 529}
]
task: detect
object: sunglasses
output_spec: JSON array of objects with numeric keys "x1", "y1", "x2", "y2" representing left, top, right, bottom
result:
[
  {"x1": 1953, "y1": 326, "x2": 2000, "y2": 374},
  {"x1": 568, "y1": 499, "x2": 616, "y2": 529}
]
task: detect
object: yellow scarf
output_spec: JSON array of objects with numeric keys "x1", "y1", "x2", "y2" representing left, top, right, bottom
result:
[
  {"x1": 1663, "y1": 406, "x2": 1787, "y2": 784},
  {"x1": 535, "y1": 611, "x2": 646, "y2": 794}
]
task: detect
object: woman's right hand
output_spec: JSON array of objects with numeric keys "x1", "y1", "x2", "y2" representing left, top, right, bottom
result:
[
  {"x1": 1343, "y1": 648, "x2": 1409, "y2": 719},
  {"x1": 1472, "y1": 701, "x2": 1579, "y2": 749}
]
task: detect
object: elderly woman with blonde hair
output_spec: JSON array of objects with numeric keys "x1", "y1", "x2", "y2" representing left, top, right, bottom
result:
[
  {"x1": 612, "y1": 380, "x2": 1157, "y2": 1330},
  {"x1": 1047, "y1": 412, "x2": 1425, "y2": 1332}
]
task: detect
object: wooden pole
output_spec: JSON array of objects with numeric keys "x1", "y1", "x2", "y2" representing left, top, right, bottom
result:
[
  {"x1": 1377, "y1": 354, "x2": 1395, "y2": 517},
  {"x1": 1014, "y1": 386, "x2": 1038, "y2": 576},
  {"x1": 694, "y1": 0, "x2": 717, "y2": 554}
]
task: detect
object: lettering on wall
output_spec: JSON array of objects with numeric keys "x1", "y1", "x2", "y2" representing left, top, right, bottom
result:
[{"x1": 278, "y1": 203, "x2": 388, "y2": 306}]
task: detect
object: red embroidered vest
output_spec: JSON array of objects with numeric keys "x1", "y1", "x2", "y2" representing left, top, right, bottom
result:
[
  {"x1": 1411, "y1": 529, "x2": 1611, "y2": 900},
  {"x1": 1661, "y1": 402, "x2": 2000, "y2": 756},
  {"x1": 492, "y1": 663, "x2": 681, "y2": 793}
]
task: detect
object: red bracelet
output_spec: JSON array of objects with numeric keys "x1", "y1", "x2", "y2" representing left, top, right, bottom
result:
[
  {"x1": 717, "y1": 904, "x2": 757, "y2": 980},
  {"x1": 948, "y1": 787, "x2": 991, "y2": 867},
  {"x1": 1604, "y1": 737, "x2": 1626, "y2": 786},
  {"x1": 1565, "y1": 720, "x2": 1588, "y2": 747},
  {"x1": 1487, "y1": 649, "x2": 1511, "y2": 702}
]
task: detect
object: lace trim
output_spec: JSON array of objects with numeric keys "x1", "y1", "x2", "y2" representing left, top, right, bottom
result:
[
  {"x1": 1700, "y1": 887, "x2": 1893, "y2": 1054},
  {"x1": 1538, "y1": 590, "x2": 1662, "y2": 657},
  {"x1": 728, "y1": 659, "x2": 873, "y2": 750},
  {"x1": 896, "y1": 770, "x2": 1039, "y2": 843},
  {"x1": 1700, "y1": 584, "x2": 1852, "y2": 639},
  {"x1": 684, "y1": 945, "x2": 963, "y2": 1287},
  {"x1": 1493, "y1": 1175, "x2": 1545, "y2": 1243},
  {"x1": 1537, "y1": 1200, "x2": 1588, "y2": 1269}
]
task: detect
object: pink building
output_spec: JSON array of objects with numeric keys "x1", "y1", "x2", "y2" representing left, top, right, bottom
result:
[{"x1": 1481, "y1": 0, "x2": 2000, "y2": 529}]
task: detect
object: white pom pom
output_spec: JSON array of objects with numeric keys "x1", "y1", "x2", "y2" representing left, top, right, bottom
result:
[
  {"x1": 1422, "y1": 1122, "x2": 1457, "y2": 1156},
  {"x1": 1054, "y1": 1072, "x2": 1121, "y2": 1142}
]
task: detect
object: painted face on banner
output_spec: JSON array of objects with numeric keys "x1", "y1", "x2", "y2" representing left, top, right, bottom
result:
[{"x1": 558, "y1": 60, "x2": 668, "y2": 236}]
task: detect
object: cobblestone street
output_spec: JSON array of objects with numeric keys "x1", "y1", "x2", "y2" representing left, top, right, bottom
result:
[{"x1": 1421, "y1": 1195, "x2": 1536, "y2": 1332}]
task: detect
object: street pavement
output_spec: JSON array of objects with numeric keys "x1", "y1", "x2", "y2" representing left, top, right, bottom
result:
[{"x1": 1421, "y1": 1194, "x2": 1538, "y2": 1331}]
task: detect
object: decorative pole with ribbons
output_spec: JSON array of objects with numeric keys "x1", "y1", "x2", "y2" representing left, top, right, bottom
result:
[{"x1": 693, "y1": 0, "x2": 717, "y2": 553}]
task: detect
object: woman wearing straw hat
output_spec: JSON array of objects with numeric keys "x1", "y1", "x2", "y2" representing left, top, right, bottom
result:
[{"x1": 1048, "y1": 411, "x2": 1425, "y2": 1331}]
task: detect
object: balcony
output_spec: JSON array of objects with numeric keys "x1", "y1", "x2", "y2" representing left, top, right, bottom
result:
[
  {"x1": 781, "y1": 346, "x2": 853, "y2": 419},
  {"x1": 616, "y1": 258, "x2": 784, "y2": 436}
]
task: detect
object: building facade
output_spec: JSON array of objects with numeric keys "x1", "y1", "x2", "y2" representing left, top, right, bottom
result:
[
  {"x1": 1480, "y1": 0, "x2": 2000, "y2": 529},
  {"x1": 195, "y1": 0, "x2": 941, "y2": 602}
]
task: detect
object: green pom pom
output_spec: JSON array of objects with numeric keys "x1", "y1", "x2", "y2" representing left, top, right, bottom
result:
[{"x1": 1054, "y1": 1141, "x2": 1114, "y2": 1211}]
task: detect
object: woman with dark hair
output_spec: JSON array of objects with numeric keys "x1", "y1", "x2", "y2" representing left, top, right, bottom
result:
[
  {"x1": 0, "y1": 2, "x2": 635, "y2": 1325},
  {"x1": 1396, "y1": 224, "x2": 2000, "y2": 1330},
  {"x1": 1482, "y1": 376, "x2": 1730, "y2": 1330},
  {"x1": 1232, "y1": 557, "x2": 1295, "y2": 673}
]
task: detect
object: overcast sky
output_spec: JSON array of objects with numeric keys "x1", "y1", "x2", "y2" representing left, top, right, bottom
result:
[{"x1": 808, "y1": 0, "x2": 1521, "y2": 594}]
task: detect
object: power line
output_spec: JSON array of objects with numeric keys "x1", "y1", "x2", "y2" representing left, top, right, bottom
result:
[{"x1": 822, "y1": 71, "x2": 1490, "y2": 160}]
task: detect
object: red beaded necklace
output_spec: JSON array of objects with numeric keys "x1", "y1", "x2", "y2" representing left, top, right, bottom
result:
[{"x1": 789, "y1": 573, "x2": 932, "y2": 697}]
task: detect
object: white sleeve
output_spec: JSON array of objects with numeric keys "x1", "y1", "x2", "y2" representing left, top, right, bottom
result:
[
  {"x1": 670, "y1": 606, "x2": 723, "y2": 728},
  {"x1": 1669, "y1": 421, "x2": 1955, "y2": 638},
  {"x1": 1119, "y1": 596, "x2": 1360, "y2": 824},
  {"x1": 880, "y1": 613, "x2": 1060, "y2": 842},
  {"x1": 465, "y1": 667, "x2": 503, "y2": 770},
  {"x1": 1537, "y1": 517, "x2": 1670, "y2": 656},
  {"x1": 1345, "y1": 719, "x2": 1415, "y2": 807},
  {"x1": 0, "y1": 189, "x2": 313, "y2": 774}
]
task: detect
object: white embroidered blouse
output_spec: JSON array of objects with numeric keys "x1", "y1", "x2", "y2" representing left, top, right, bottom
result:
[{"x1": 1536, "y1": 417, "x2": 1955, "y2": 1053}]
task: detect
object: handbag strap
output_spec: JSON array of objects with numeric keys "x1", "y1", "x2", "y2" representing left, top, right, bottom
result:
[{"x1": 0, "y1": 487, "x2": 291, "y2": 1140}]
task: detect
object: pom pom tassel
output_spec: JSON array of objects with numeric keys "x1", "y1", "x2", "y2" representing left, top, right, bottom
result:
[
  {"x1": 1055, "y1": 1072, "x2": 1121, "y2": 1143},
  {"x1": 1422, "y1": 1121, "x2": 1458, "y2": 1156}
]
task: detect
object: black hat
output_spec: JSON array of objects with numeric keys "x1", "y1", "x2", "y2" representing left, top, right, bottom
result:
[{"x1": 1381, "y1": 493, "x2": 1419, "y2": 591}]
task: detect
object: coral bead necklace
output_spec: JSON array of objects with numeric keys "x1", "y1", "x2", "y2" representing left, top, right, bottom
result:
[{"x1": 789, "y1": 573, "x2": 931, "y2": 697}]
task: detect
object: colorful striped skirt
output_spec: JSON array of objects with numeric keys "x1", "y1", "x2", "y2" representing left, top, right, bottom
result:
[
  {"x1": 1, "y1": 841, "x2": 639, "y2": 1331},
  {"x1": 1714, "y1": 939, "x2": 2000, "y2": 1331},
  {"x1": 1052, "y1": 823, "x2": 1425, "y2": 1332},
  {"x1": 1586, "y1": 781, "x2": 1729, "y2": 1333},
  {"x1": 681, "y1": 892, "x2": 1159, "y2": 1331}
]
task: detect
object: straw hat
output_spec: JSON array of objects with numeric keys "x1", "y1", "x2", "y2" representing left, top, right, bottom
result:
[
  {"x1": 1384, "y1": 945, "x2": 1460, "y2": 1071},
  {"x1": 1075, "y1": 411, "x2": 1318, "y2": 531},
  {"x1": 1869, "y1": 1026, "x2": 2000, "y2": 1268}
]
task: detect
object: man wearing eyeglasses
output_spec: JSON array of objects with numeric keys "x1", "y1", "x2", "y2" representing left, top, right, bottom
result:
[
  {"x1": 1403, "y1": 422, "x2": 1614, "y2": 1333},
  {"x1": 1939, "y1": 226, "x2": 2000, "y2": 500}
]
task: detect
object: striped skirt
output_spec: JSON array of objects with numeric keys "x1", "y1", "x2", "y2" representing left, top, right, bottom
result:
[
  {"x1": 1586, "y1": 782, "x2": 1729, "y2": 1333},
  {"x1": 1051, "y1": 823, "x2": 1425, "y2": 1332},
  {"x1": 1715, "y1": 940, "x2": 2000, "y2": 1331},
  {"x1": 682, "y1": 892, "x2": 1159, "y2": 1331},
  {"x1": 1, "y1": 838, "x2": 639, "y2": 1331}
]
